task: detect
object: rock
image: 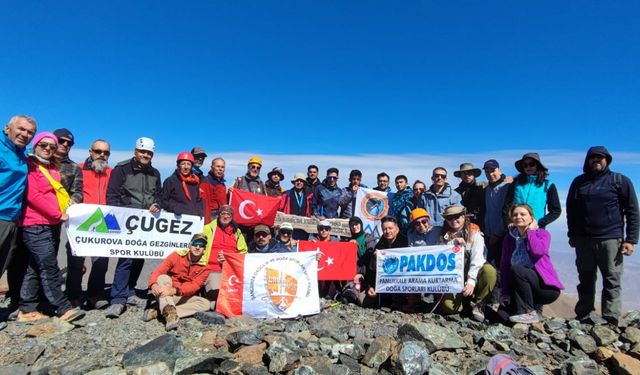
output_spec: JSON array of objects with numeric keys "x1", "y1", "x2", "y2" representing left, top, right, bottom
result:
[
  {"x1": 630, "y1": 343, "x2": 640, "y2": 360},
  {"x1": 307, "y1": 313, "x2": 350, "y2": 341},
  {"x1": 294, "y1": 365, "x2": 316, "y2": 375},
  {"x1": 511, "y1": 323, "x2": 529, "y2": 339},
  {"x1": 545, "y1": 317, "x2": 567, "y2": 332},
  {"x1": 483, "y1": 324, "x2": 515, "y2": 345},
  {"x1": 390, "y1": 341, "x2": 432, "y2": 375},
  {"x1": 331, "y1": 343, "x2": 355, "y2": 358},
  {"x1": 0, "y1": 364, "x2": 29, "y2": 375},
  {"x1": 338, "y1": 354, "x2": 360, "y2": 374},
  {"x1": 427, "y1": 363, "x2": 457, "y2": 375},
  {"x1": 611, "y1": 352, "x2": 640, "y2": 375},
  {"x1": 560, "y1": 358, "x2": 599, "y2": 375},
  {"x1": 583, "y1": 312, "x2": 608, "y2": 325},
  {"x1": 25, "y1": 318, "x2": 75, "y2": 337},
  {"x1": 362, "y1": 335, "x2": 396, "y2": 369},
  {"x1": 622, "y1": 326, "x2": 640, "y2": 345},
  {"x1": 298, "y1": 356, "x2": 335, "y2": 373},
  {"x1": 199, "y1": 331, "x2": 218, "y2": 346},
  {"x1": 373, "y1": 325, "x2": 397, "y2": 338},
  {"x1": 23, "y1": 344, "x2": 45, "y2": 365},
  {"x1": 173, "y1": 354, "x2": 225, "y2": 374},
  {"x1": 590, "y1": 325, "x2": 618, "y2": 346},
  {"x1": 57, "y1": 357, "x2": 99, "y2": 375},
  {"x1": 128, "y1": 362, "x2": 172, "y2": 375},
  {"x1": 218, "y1": 359, "x2": 243, "y2": 373},
  {"x1": 623, "y1": 311, "x2": 640, "y2": 325},
  {"x1": 232, "y1": 342, "x2": 267, "y2": 365},
  {"x1": 122, "y1": 334, "x2": 184, "y2": 371},
  {"x1": 397, "y1": 322, "x2": 466, "y2": 353},
  {"x1": 593, "y1": 346, "x2": 614, "y2": 362},
  {"x1": 226, "y1": 328, "x2": 264, "y2": 348},
  {"x1": 84, "y1": 367, "x2": 127, "y2": 375},
  {"x1": 571, "y1": 333, "x2": 597, "y2": 354}
]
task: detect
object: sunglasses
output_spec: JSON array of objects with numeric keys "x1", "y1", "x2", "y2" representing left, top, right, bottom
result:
[
  {"x1": 91, "y1": 149, "x2": 111, "y2": 156},
  {"x1": 255, "y1": 232, "x2": 270, "y2": 238},
  {"x1": 432, "y1": 173, "x2": 447, "y2": 180},
  {"x1": 280, "y1": 229, "x2": 293, "y2": 235},
  {"x1": 249, "y1": 165, "x2": 261, "y2": 170},
  {"x1": 444, "y1": 213, "x2": 464, "y2": 221},
  {"x1": 37, "y1": 142, "x2": 57, "y2": 150},
  {"x1": 191, "y1": 241, "x2": 207, "y2": 248},
  {"x1": 523, "y1": 161, "x2": 537, "y2": 168},
  {"x1": 318, "y1": 226, "x2": 331, "y2": 231},
  {"x1": 59, "y1": 138, "x2": 73, "y2": 146},
  {"x1": 413, "y1": 219, "x2": 429, "y2": 226}
]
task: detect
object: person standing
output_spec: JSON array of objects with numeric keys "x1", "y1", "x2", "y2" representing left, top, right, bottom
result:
[
  {"x1": 265, "y1": 167, "x2": 285, "y2": 197},
  {"x1": 453, "y1": 163, "x2": 485, "y2": 227},
  {"x1": 190, "y1": 146, "x2": 207, "y2": 178},
  {"x1": 231, "y1": 156, "x2": 266, "y2": 195},
  {"x1": 567, "y1": 146, "x2": 639, "y2": 325},
  {"x1": 373, "y1": 172, "x2": 391, "y2": 192},
  {"x1": 161, "y1": 152, "x2": 204, "y2": 217},
  {"x1": 312, "y1": 168, "x2": 342, "y2": 219},
  {"x1": 339, "y1": 169, "x2": 367, "y2": 219},
  {"x1": 104, "y1": 137, "x2": 162, "y2": 318},
  {"x1": 280, "y1": 173, "x2": 314, "y2": 240},
  {"x1": 1, "y1": 115, "x2": 36, "y2": 315},
  {"x1": 390, "y1": 175, "x2": 413, "y2": 235},
  {"x1": 419, "y1": 167, "x2": 462, "y2": 226},
  {"x1": 201, "y1": 157, "x2": 227, "y2": 222}
]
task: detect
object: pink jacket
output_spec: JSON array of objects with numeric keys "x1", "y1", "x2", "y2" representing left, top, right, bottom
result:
[{"x1": 19, "y1": 159, "x2": 63, "y2": 226}]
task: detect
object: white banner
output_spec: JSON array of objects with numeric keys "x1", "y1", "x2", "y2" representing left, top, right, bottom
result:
[
  {"x1": 375, "y1": 245, "x2": 465, "y2": 294},
  {"x1": 355, "y1": 187, "x2": 390, "y2": 239},
  {"x1": 66, "y1": 204, "x2": 204, "y2": 259}
]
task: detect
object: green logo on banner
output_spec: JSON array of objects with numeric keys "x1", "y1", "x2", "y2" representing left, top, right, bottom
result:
[{"x1": 77, "y1": 208, "x2": 121, "y2": 233}]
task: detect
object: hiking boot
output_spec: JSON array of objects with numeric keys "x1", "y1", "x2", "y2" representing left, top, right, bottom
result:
[
  {"x1": 0, "y1": 321, "x2": 7, "y2": 331},
  {"x1": 509, "y1": 311, "x2": 539, "y2": 324},
  {"x1": 142, "y1": 308, "x2": 158, "y2": 322},
  {"x1": 87, "y1": 298, "x2": 109, "y2": 310},
  {"x1": 17, "y1": 311, "x2": 48, "y2": 324},
  {"x1": 104, "y1": 304, "x2": 125, "y2": 318},
  {"x1": 194, "y1": 311, "x2": 225, "y2": 325},
  {"x1": 472, "y1": 303, "x2": 486, "y2": 322},
  {"x1": 60, "y1": 307, "x2": 86, "y2": 323},
  {"x1": 127, "y1": 295, "x2": 148, "y2": 307},
  {"x1": 162, "y1": 305, "x2": 179, "y2": 331}
]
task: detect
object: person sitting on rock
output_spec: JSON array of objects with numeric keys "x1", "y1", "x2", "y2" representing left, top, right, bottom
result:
[{"x1": 144, "y1": 233, "x2": 212, "y2": 330}]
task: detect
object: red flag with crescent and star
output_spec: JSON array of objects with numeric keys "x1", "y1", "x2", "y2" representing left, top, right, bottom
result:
[
  {"x1": 230, "y1": 189, "x2": 281, "y2": 226},
  {"x1": 298, "y1": 240, "x2": 357, "y2": 280}
]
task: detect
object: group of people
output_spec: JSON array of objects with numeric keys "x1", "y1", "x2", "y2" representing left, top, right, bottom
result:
[{"x1": 1, "y1": 114, "x2": 637, "y2": 331}]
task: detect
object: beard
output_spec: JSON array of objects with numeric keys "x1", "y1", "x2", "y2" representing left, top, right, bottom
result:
[{"x1": 92, "y1": 159, "x2": 109, "y2": 173}]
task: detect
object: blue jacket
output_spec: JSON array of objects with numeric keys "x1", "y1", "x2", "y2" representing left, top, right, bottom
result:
[
  {"x1": 483, "y1": 175, "x2": 510, "y2": 237},
  {"x1": 504, "y1": 175, "x2": 561, "y2": 229},
  {"x1": 567, "y1": 146, "x2": 639, "y2": 243},
  {"x1": 418, "y1": 184, "x2": 462, "y2": 226},
  {"x1": 312, "y1": 180, "x2": 342, "y2": 218},
  {"x1": 0, "y1": 132, "x2": 28, "y2": 221}
]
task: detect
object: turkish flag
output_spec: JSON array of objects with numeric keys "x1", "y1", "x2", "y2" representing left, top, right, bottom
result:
[
  {"x1": 298, "y1": 240, "x2": 357, "y2": 281},
  {"x1": 230, "y1": 189, "x2": 281, "y2": 226}
]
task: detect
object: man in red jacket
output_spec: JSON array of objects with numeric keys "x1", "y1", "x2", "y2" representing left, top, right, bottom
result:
[
  {"x1": 201, "y1": 157, "x2": 228, "y2": 222},
  {"x1": 144, "y1": 233, "x2": 212, "y2": 330}
]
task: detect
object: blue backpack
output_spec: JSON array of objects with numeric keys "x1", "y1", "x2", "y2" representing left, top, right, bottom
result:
[{"x1": 485, "y1": 354, "x2": 535, "y2": 375}]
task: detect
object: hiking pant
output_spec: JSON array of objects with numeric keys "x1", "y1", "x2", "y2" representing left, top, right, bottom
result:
[
  {"x1": 204, "y1": 272, "x2": 222, "y2": 308},
  {"x1": 87, "y1": 257, "x2": 110, "y2": 300},
  {"x1": 110, "y1": 257, "x2": 144, "y2": 305},
  {"x1": 510, "y1": 265, "x2": 560, "y2": 315},
  {"x1": 574, "y1": 237, "x2": 623, "y2": 321},
  {"x1": 156, "y1": 275, "x2": 209, "y2": 318},
  {"x1": 65, "y1": 241, "x2": 84, "y2": 301},
  {"x1": 0, "y1": 220, "x2": 18, "y2": 279},
  {"x1": 441, "y1": 263, "x2": 497, "y2": 314}
]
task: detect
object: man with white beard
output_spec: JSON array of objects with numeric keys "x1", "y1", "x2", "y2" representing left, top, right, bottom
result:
[{"x1": 77, "y1": 139, "x2": 113, "y2": 309}]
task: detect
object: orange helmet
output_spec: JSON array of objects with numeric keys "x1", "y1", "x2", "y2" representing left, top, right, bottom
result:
[
  {"x1": 177, "y1": 152, "x2": 195, "y2": 164},
  {"x1": 410, "y1": 208, "x2": 430, "y2": 222}
]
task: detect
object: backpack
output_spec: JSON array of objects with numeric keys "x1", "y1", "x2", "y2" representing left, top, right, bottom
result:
[{"x1": 485, "y1": 354, "x2": 535, "y2": 375}]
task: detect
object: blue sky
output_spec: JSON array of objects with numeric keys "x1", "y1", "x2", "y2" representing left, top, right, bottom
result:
[{"x1": 2, "y1": 1, "x2": 640, "y2": 309}]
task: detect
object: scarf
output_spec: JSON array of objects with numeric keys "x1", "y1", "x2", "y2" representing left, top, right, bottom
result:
[{"x1": 179, "y1": 173, "x2": 200, "y2": 201}]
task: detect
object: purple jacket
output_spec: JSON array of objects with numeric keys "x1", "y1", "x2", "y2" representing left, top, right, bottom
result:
[{"x1": 500, "y1": 229, "x2": 564, "y2": 298}]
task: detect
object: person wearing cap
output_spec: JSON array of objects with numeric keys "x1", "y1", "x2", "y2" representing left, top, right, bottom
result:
[
  {"x1": 52, "y1": 128, "x2": 86, "y2": 306},
  {"x1": 311, "y1": 220, "x2": 340, "y2": 298},
  {"x1": 160, "y1": 152, "x2": 204, "y2": 217},
  {"x1": 231, "y1": 156, "x2": 266, "y2": 195},
  {"x1": 144, "y1": 233, "x2": 212, "y2": 330},
  {"x1": 17, "y1": 131, "x2": 86, "y2": 323},
  {"x1": 435, "y1": 205, "x2": 496, "y2": 321},
  {"x1": 338, "y1": 217, "x2": 377, "y2": 306},
  {"x1": 390, "y1": 175, "x2": 413, "y2": 235},
  {"x1": 407, "y1": 208, "x2": 440, "y2": 247},
  {"x1": 104, "y1": 137, "x2": 162, "y2": 318},
  {"x1": 503, "y1": 153, "x2": 561, "y2": 229},
  {"x1": 280, "y1": 172, "x2": 314, "y2": 240},
  {"x1": 265, "y1": 167, "x2": 285, "y2": 197},
  {"x1": 77, "y1": 139, "x2": 113, "y2": 309},
  {"x1": 312, "y1": 167, "x2": 342, "y2": 219},
  {"x1": 0, "y1": 115, "x2": 36, "y2": 319},
  {"x1": 275, "y1": 222, "x2": 298, "y2": 251},
  {"x1": 339, "y1": 169, "x2": 368, "y2": 219},
  {"x1": 481, "y1": 159, "x2": 511, "y2": 268},
  {"x1": 567, "y1": 146, "x2": 639, "y2": 326},
  {"x1": 190, "y1": 146, "x2": 207, "y2": 178},
  {"x1": 373, "y1": 172, "x2": 391, "y2": 192},
  {"x1": 310, "y1": 220, "x2": 336, "y2": 242},
  {"x1": 453, "y1": 163, "x2": 485, "y2": 227},
  {"x1": 418, "y1": 167, "x2": 462, "y2": 226},
  {"x1": 201, "y1": 157, "x2": 227, "y2": 222},
  {"x1": 201, "y1": 204, "x2": 248, "y2": 308},
  {"x1": 248, "y1": 225, "x2": 289, "y2": 253}
]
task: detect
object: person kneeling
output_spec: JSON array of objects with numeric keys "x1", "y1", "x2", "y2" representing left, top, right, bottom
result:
[{"x1": 144, "y1": 234, "x2": 212, "y2": 330}]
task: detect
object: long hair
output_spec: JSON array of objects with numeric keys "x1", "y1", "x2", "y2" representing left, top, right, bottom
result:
[{"x1": 442, "y1": 213, "x2": 477, "y2": 247}]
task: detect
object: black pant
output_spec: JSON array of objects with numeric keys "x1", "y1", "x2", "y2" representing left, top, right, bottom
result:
[{"x1": 510, "y1": 265, "x2": 560, "y2": 314}]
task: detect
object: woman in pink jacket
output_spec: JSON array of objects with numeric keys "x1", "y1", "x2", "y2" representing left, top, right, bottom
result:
[{"x1": 17, "y1": 132, "x2": 85, "y2": 323}]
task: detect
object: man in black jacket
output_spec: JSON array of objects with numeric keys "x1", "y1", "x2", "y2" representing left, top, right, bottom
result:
[
  {"x1": 567, "y1": 146, "x2": 639, "y2": 325},
  {"x1": 104, "y1": 137, "x2": 162, "y2": 318}
]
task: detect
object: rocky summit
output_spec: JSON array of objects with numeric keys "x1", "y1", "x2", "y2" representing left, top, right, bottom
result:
[{"x1": 1, "y1": 297, "x2": 640, "y2": 375}]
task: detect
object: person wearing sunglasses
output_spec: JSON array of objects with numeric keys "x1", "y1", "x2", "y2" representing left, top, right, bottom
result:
[
  {"x1": 190, "y1": 146, "x2": 207, "y2": 178},
  {"x1": 453, "y1": 163, "x2": 485, "y2": 228},
  {"x1": 144, "y1": 233, "x2": 212, "y2": 331},
  {"x1": 437, "y1": 205, "x2": 496, "y2": 322},
  {"x1": 230, "y1": 156, "x2": 266, "y2": 195},
  {"x1": 248, "y1": 225, "x2": 289, "y2": 254},
  {"x1": 275, "y1": 222, "x2": 298, "y2": 251},
  {"x1": 16, "y1": 132, "x2": 86, "y2": 323},
  {"x1": 312, "y1": 167, "x2": 341, "y2": 220},
  {"x1": 418, "y1": 167, "x2": 462, "y2": 226},
  {"x1": 503, "y1": 153, "x2": 561, "y2": 229},
  {"x1": 407, "y1": 208, "x2": 439, "y2": 247},
  {"x1": 104, "y1": 137, "x2": 162, "y2": 318},
  {"x1": 76, "y1": 139, "x2": 113, "y2": 310}
]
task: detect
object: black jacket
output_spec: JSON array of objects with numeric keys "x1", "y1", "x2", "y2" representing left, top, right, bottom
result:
[
  {"x1": 161, "y1": 170, "x2": 205, "y2": 217},
  {"x1": 566, "y1": 146, "x2": 639, "y2": 243},
  {"x1": 106, "y1": 158, "x2": 161, "y2": 209}
]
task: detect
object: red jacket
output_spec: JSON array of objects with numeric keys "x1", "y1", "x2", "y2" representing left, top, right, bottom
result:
[
  {"x1": 79, "y1": 161, "x2": 112, "y2": 205},
  {"x1": 201, "y1": 173, "x2": 228, "y2": 221},
  {"x1": 148, "y1": 250, "x2": 211, "y2": 297}
]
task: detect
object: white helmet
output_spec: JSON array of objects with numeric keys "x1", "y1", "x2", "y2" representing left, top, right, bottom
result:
[{"x1": 135, "y1": 137, "x2": 156, "y2": 152}]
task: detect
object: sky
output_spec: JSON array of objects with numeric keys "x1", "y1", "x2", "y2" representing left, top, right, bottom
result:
[{"x1": 2, "y1": 2, "x2": 639, "y2": 310}]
